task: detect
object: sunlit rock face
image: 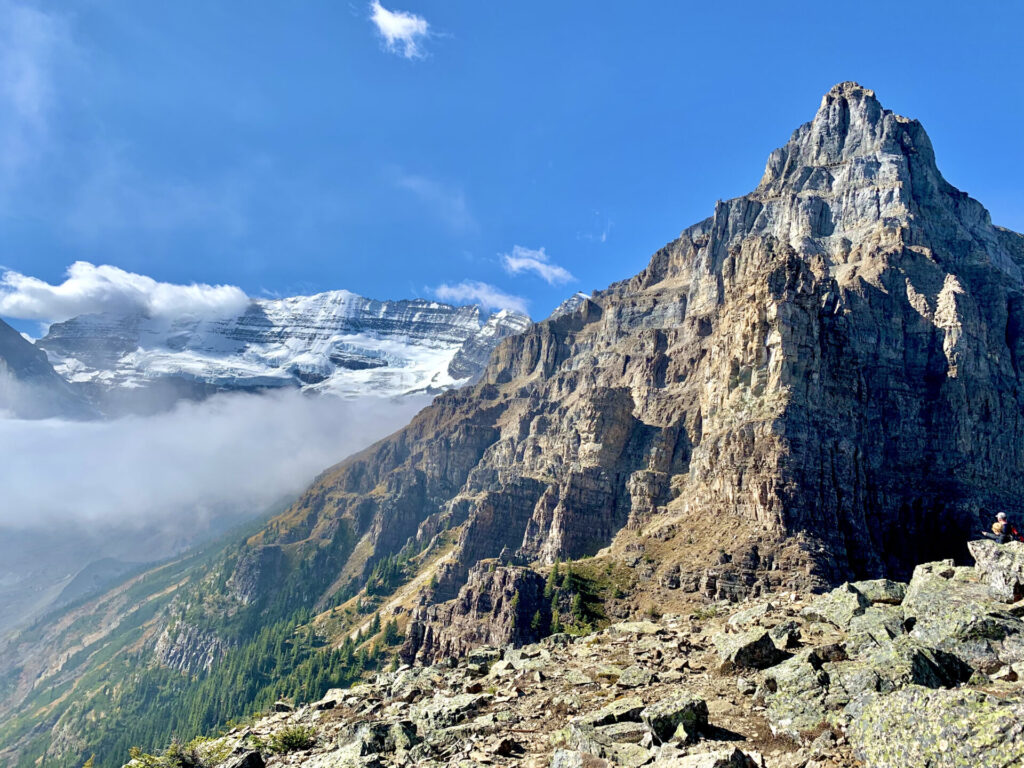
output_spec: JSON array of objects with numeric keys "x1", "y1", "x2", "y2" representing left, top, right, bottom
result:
[
  {"x1": 36, "y1": 291, "x2": 530, "y2": 413},
  {"x1": 274, "y1": 82, "x2": 1024, "y2": 603}
]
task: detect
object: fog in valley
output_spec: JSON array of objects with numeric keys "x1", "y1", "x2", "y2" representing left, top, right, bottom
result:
[{"x1": 0, "y1": 389, "x2": 430, "y2": 632}]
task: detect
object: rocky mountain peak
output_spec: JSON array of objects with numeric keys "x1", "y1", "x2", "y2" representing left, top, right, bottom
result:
[{"x1": 756, "y1": 80, "x2": 935, "y2": 196}]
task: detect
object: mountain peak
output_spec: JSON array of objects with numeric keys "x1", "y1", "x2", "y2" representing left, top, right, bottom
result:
[{"x1": 756, "y1": 81, "x2": 938, "y2": 197}]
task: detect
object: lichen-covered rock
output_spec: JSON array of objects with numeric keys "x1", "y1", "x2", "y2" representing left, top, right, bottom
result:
[
  {"x1": 850, "y1": 579, "x2": 907, "y2": 605},
  {"x1": 759, "y1": 648, "x2": 836, "y2": 736},
  {"x1": 903, "y1": 559, "x2": 1024, "y2": 672},
  {"x1": 640, "y1": 691, "x2": 708, "y2": 742},
  {"x1": 968, "y1": 539, "x2": 1024, "y2": 602},
  {"x1": 801, "y1": 584, "x2": 870, "y2": 629},
  {"x1": 847, "y1": 687, "x2": 1024, "y2": 768},
  {"x1": 845, "y1": 604, "x2": 905, "y2": 654},
  {"x1": 576, "y1": 696, "x2": 645, "y2": 727},
  {"x1": 218, "y1": 753, "x2": 264, "y2": 768},
  {"x1": 713, "y1": 629, "x2": 789, "y2": 671}
]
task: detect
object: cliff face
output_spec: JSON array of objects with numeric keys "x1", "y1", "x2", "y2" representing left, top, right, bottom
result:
[{"x1": 258, "y1": 83, "x2": 1024, "y2": 624}]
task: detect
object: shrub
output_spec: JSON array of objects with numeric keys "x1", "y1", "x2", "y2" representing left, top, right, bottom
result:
[{"x1": 266, "y1": 724, "x2": 318, "y2": 753}]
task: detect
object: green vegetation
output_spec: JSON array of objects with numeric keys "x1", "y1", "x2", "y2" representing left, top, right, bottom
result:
[
  {"x1": 2, "y1": 514, "x2": 406, "y2": 768},
  {"x1": 126, "y1": 736, "x2": 231, "y2": 768},
  {"x1": 261, "y1": 724, "x2": 318, "y2": 753}
]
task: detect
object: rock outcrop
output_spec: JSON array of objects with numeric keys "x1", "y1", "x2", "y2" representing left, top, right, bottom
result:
[{"x1": 401, "y1": 564, "x2": 548, "y2": 665}]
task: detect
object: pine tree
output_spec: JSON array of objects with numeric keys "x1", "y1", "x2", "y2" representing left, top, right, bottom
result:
[
  {"x1": 531, "y1": 610, "x2": 544, "y2": 633},
  {"x1": 544, "y1": 560, "x2": 560, "y2": 598},
  {"x1": 551, "y1": 609, "x2": 562, "y2": 634}
]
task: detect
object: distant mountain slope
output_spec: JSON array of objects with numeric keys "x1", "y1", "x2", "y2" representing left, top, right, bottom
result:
[
  {"x1": 37, "y1": 292, "x2": 530, "y2": 414},
  {"x1": 0, "y1": 319, "x2": 94, "y2": 419}
]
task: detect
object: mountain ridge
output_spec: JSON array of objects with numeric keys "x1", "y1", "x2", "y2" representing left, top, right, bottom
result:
[{"x1": 35, "y1": 290, "x2": 530, "y2": 415}]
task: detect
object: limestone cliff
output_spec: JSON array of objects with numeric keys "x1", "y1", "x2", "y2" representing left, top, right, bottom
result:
[{"x1": 257, "y1": 82, "x2": 1023, "y2": 620}]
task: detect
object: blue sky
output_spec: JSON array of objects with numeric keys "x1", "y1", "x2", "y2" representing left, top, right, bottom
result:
[{"x1": 1, "y1": 0, "x2": 1022, "y2": 329}]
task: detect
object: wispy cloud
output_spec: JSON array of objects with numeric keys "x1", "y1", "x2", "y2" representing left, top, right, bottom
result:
[
  {"x1": 433, "y1": 280, "x2": 528, "y2": 316},
  {"x1": 0, "y1": 1, "x2": 70, "y2": 179},
  {"x1": 369, "y1": 1, "x2": 430, "y2": 59},
  {"x1": 0, "y1": 261, "x2": 250, "y2": 323},
  {"x1": 501, "y1": 245, "x2": 575, "y2": 285},
  {"x1": 396, "y1": 172, "x2": 476, "y2": 231}
]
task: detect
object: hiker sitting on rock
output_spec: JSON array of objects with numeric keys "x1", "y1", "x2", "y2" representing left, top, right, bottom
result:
[{"x1": 984, "y1": 512, "x2": 1014, "y2": 544}]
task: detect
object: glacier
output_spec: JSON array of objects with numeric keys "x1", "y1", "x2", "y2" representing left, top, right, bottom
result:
[{"x1": 37, "y1": 290, "x2": 530, "y2": 413}]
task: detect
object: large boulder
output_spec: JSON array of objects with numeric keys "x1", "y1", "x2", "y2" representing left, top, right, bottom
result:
[
  {"x1": 713, "y1": 629, "x2": 789, "y2": 671},
  {"x1": 801, "y1": 584, "x2": 870, "y2": 629},
  {"x1": 640, "y1": 691, "x2": 709, "y2": 742},
  {"x1": 845, "y1": 604, "x2": 905, "y2": 655},
  {"x1": 903, "y1": 559, "x2": 1024, "y2": 672},
  {"x1": 759, "y1": 647, "x2": 839, "y2": 736},
  {"x1": 968, "y1": 539, "x2": 1024, "y2": 603},
  {"x1": 847, "y1": 686, "x2": 1024, "y2": 767},
  {"x1": 849, "y1": 579, "x2": 907, "y2": 605}
]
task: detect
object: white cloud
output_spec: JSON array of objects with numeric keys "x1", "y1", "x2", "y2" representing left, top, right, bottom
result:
[
  {"x1": 0, "y1": 261, "x2": 251, "y2": 323},
  {"x1": 0, "y1": 389, "x2": 429, "y2": 529},
  {"x1": 369, "y1": 1, "x2": 430, "y2": 59},
  {"x1": 396, "y1": 172, "x2": 475, "y2": 231},
  {"x1": 433, "y1": 280, "x2": 529, "y2": 316},
  {"x1": 0, "y1": 1, "x2": 69, "y2": 177},
  {"x1": 501, "y1": 245, "x2": 576, "y2": 285}
]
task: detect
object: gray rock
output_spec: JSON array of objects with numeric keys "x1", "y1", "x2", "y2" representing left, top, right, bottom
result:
[
  {"x1": 576, "y1": 696, "x2": 646, "y2": 727},
  {"x1": 220, "y1": 753, "x2": 265, "y2": 768},
  {"x1": 713, "y1": 629, "x2": 789, "y2": 670},
  {"x1": 617, "y1": 665, "x2": 656, "y2": 688},
  {"x1": 550, "y1": 750, "x2": 610, "y2": 768},
  {"x1": 640, "y1": 691, "x2": 708, "y2": 742},
  {"x1": 968, "y1": 539, "x2": 1024, "y2": 603},
  {"x1": 801, "y1": 584, "x2": 870, "y2": 630},
  {"x1": 850, "y1": 579, "x2": 908, "y2": 606},
  {"x1": 847, "y1": 686, "x2": 1024, "y2": 768}
]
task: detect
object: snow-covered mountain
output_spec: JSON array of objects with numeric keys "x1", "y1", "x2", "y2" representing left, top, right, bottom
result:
[{"x1": 37, "y1": 291, "x2": 530, "y2": 413}]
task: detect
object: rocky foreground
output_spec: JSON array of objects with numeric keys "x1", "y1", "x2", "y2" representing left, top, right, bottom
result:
[{"x1": 141, "y1": 540, "x2": 1024, "y2": 768}]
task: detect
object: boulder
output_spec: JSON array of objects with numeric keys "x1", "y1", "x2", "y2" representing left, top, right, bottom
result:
[
  {"x1": 903, "y1": 558, "x2": 1024, "y2": 672},
  {"x1": 968, "y1": 539, "x2": 1024, "y2": 603},
  {"x1": 850, "y1": 579, "x2": 907, "y2": 605},
  {"x1": 550, "y1": 750, "x2": 610, "y2": 768},
  {"x1": 575, "y1": 696, "x2": 646, "y2": 728},
  {"x1": 759, "y1": 648, "x2": 833, "y2": 736},
  {"x1": 845, "y1": 604, "x2": 905, "y2": 654},
  {"x1": 617, "y1": 665, "x2": 656, "y2": 688},
  {"x1": 713, "y1": 629, "x2": 789, "y2": 671},
  {"x1": 848, "y1": 686, "x2": 1024, "y2": 767},
  {"x1": 640, "y1": 691, "x2": 708, "y2": 742},
  {"x1": 653, "y1": 749, "x2": 763, "y2": 767},
  {"x1": 220, "y1": 753, "x2": 265, "y2": 768},
  {"x1": 801, "y1": 583, "x2": 870, "y2": 629}
]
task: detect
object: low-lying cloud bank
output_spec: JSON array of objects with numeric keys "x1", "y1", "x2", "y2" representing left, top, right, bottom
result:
[
  {"x1": 0, "y1": 260, "x2": 250, "y2": 323},
  {"x1": 0, "y1": 388, "x2": 428, "y2": 531}
]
